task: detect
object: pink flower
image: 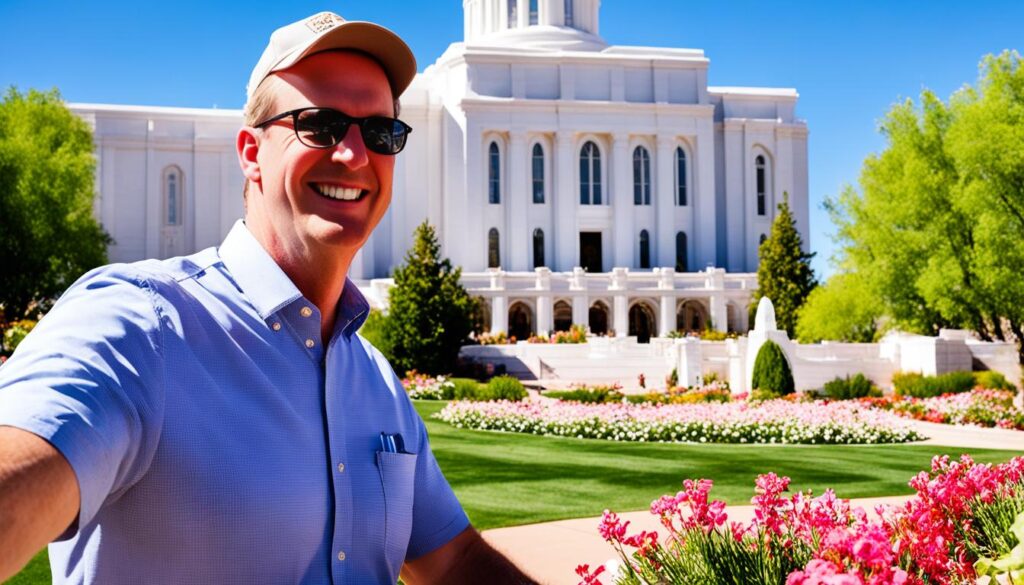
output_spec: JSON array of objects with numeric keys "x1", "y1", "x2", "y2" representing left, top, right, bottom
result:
[
  {"x1": 574, "y1": 563, "x2": 606, "y2": 585},
  {"x1": 597, "y1": 510, "x2": 629, "y2": 542}
]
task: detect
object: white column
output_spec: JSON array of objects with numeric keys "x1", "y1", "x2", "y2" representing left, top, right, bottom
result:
[
  {"x1": 570, "y1": 267, "x2": 589, "y2": 327},
  {"x1": 555, "y1": 130, "x2": 576, "y2": 271},
  {"x1": 610, "y1": 267, "x2": 628, "y2": 337},
  {"x1": 508, "y1": 131, "x2": 529, "y2": 271},
  {"x1": 706, "y1": 267, "x2": 727, "y2": 332},
  {"x1": 611, "y1": 132, "x2": 633, "y2": 268},
  {"x1": 535, "y1": 267, "x2": 553, "y2": 336},
  {"x1": 676, "y1": 337, "x2": 703, "y2": 387},
  {"x1": 490, "y1": 269, "x2": 508, "y2": 333},
  {"x1": 658, "y1": 267, "x2": 675, "y2": 337},
  {"x1": 655, "y1": 134, "x2": 675, "y2": 268}
]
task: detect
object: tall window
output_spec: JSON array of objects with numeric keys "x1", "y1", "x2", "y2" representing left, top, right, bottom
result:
[
  {"x1": 759, "y1": 233, "x2": 767, "y2": 245},
  {"x1": 164, "y1": 167, "x2": 183, "y2": 226},
  {"x1": 529, "y1": 0, "x2": 538, "y2": 24},
  {"x1": 532, "y1": 143, "x2": 545, "y2": 204},
  {"x1": 488, "y1": 142, "x2": 501, "y2": 204},
  {"x1": 564, "y1": 0, "x2": 574, "y2": 26},
  {"x1": 579, "y1": 141, "x2": 602, "y2": 205},
  {"x1": 639, "y1": 230, "x2": 651, "y2": 269},
  {"x1": 756, "y1": 155, "x2": 766, "y2": 216},
  {"x1": 676, "y1": 231, "x2": 688, "y2": 272},
  {"x1": 633, "y1": 146, "x2": 651, "y2": 205},
  {"x1": 533, "y1": 228, "x2": 545, "y2": 268},
  {"x1": 488, "y1": 228, "x2": 501, "y2": 268},
  {"x1": 507, "y1": 0, "x2": 518, "y2": 27},
  {"x1": 675, "y1": 147, "x2": 688, "y2": 206}
]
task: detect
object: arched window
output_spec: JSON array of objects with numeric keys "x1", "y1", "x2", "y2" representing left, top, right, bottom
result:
[
  {"x1": 507, "y1": 0, "x2": 518, "y2": 28},
  {"x1": 564, "y1": 0, "x2": 574, "y2": 27},
  {"x1": 579, "y1": 141, "x2": 602, "y2": 205},
  {"x1": 163, "y1": 166, "x2": 183, "y2": 226},
  {"x1": 759, "y1": 233, "x2": 767, "y2": 245},
  {"x1": 675, "y1": 147, "x2": 687, "y2": 206},
  {"x1": 532, "y1": 143, "x2": 545, "y2": 204},
  {"x1": 488, "y1": 142, "x2": 501, "y2": 204},
  {"x1": 529, "y1": 0, "x2": 539, "y2": 25},
  {"x1": 676, "y1": 232, "x2": 688, "y2": 272},
  {"x1": 633, "y1": 146, "x2": 651, "y2": 205},
  {"x1": 756, "y1": 154, "x2": 766, "y2": 216},
  {"x1": 533, "y1": 228, "x2": 545, "y2": 268},
  {"x1": 488, "y1": 228, "x2": 501, "y2": 268},
  {"x1": 639, "y1": 230, "x2": 651, "y2": 269}
]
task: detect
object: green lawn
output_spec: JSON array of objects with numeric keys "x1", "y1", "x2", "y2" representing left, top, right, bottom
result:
[{"x1": 8, "y1": 400, "x2": 1020, "y2": 583}]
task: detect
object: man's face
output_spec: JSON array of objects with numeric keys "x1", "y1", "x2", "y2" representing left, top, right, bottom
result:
[{"x1": 248, "y1": 51, "x2": 396, "y2": 256}]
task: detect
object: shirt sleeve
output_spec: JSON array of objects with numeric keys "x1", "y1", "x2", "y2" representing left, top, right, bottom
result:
[
  {"x1": 404, "y1": 411, "x2": 471, "y2": 560},
  {"x1": 0, "y1": 265, "x2": 167, "y2": 537}
]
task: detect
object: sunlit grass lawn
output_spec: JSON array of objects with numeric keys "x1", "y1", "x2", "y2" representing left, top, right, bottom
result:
[{"x1": 9, "y1": 400, "x2": 1020, "y2": 584}]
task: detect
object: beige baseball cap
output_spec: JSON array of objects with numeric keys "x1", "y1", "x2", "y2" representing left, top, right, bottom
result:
[{"x1": 246, "y1": 11, "x2": 417, "y2": 102}]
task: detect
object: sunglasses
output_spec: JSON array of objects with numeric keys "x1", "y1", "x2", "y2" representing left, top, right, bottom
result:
[{"x1": 254, "y1": 107, "x2": 412, "y2": 155}]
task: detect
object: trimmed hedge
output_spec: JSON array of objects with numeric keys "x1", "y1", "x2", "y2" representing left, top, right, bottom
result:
[
  {"x1": 822, "y1": 373, "x2": 882, "y2": 400},
  {"x1": 484, "y1": 375, "x2": 528, "y2": 401},
  {"x1": 892, "y1": 370, "x2": 1016, "y2": 398},
  {"x1": 751, "y1": 340, "x2": 795, "y2": 395},
  {"x1": 544, "y1": 386, "x2": 624, "y2": 404}
]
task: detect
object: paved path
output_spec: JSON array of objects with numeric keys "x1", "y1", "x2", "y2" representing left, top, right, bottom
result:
[{"x1": 479, "y1": 421, "x2": 1024, "y2": 585}]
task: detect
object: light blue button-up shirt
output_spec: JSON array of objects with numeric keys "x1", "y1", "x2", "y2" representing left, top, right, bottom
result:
[{"x1": 0, "y1": 221, "x2": 469, "y2": 584}]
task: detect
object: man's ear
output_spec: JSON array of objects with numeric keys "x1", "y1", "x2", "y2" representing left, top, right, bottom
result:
[{"x1": 236, "y1": 127, "x2": 261, "y2": 184}]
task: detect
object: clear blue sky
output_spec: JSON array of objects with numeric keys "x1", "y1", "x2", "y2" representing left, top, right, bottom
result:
[{"x1": 2, "y1": 1, "x2": 1021, "y2": 278}]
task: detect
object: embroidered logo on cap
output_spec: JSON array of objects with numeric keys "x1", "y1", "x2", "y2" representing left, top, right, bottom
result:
[{"x1": 305, "y1": 12, "x2": 344, "y2": 33}]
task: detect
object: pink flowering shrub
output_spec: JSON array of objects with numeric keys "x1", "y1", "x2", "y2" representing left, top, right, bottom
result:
[
  {"x1": 859, "y1": 390, "x2": 1024, "y2": 430},
  {"x1": 577, "y1": 456, "x2": 1024, "y2": 585}
]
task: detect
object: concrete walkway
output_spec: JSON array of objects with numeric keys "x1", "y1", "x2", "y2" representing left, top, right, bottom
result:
[{"x1": 479, "y1": 421, "x2": 1024, "y2": 585}]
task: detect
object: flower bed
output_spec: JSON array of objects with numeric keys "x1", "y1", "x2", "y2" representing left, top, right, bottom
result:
[
  {"x1": 434, "y1": 399, "x2": 921, "y2": 444},
  {"x1": 401, "y1": 371, "x2": 455, "y2": 400},
  {"x1": 861, "y1": 389, "x2": 1024, "y2": 430},
  {"x1": 577, "y1": 455, "x2": 1024, "y2": 585}
]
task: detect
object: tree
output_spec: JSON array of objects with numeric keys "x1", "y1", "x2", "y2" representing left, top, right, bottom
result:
[
  {"x1": 795, "y1": 272, "x2": 882, "y2": 343},
  {"x1": 828, "y1": 51, "x2": 1024, "y2": 361},
  {"x1": 751, "y1": 340, "x2": 795, "y2": 395},
  {"x1": 752, "y1": 193, "x2": 816, "y2": 338},
  {"x1": 383, "y1": 221, "x2": 474, "y2": 376},
  {"x1": 0, "y1": 88, "x2": 110, "y2": 334}
]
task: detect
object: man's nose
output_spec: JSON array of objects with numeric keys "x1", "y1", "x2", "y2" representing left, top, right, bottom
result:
[{"x1": 332, "y1": 124, "x2": 369, "y2": 169}]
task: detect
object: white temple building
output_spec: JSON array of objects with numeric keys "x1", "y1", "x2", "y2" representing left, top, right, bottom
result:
[{"x1": 71, "y1": 0, "x2": 809, "y2": 341}]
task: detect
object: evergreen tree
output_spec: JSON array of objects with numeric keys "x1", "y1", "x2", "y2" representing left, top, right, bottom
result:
[
  {"x1": 751, "y1": 340, "x2": 795, "y2": 395},
  {"x1": 752, "y1": 193, "x2": 816, "y2": 337},
  {"x1": 382, "y1": 221, "x2": 473, "y2": 376}
]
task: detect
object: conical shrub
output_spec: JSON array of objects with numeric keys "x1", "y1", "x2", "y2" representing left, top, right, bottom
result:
[{"x1": 751, "y1": 340, "x2": 794, "y2": 395}]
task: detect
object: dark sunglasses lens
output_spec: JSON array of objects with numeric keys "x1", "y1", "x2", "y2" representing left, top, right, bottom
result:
[
  {"x1": 295, "y1": 109, "x2": 349, "y2": 148},
  {"x1": 362, "y1": 118, "x2": 408, "y2": 154}
]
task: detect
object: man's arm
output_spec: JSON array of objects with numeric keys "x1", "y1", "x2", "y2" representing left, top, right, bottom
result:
[
  {"x1": 400, "y1": 526, "x2": 537, "y2": 585},
  {"x1": 0, "y1": 426, "x2": 80, "y2": 582}
]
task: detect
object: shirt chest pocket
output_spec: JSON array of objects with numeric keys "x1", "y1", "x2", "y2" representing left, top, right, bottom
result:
[{"x1": 376, "y1": 451, "x2": 417, "y2": 564}]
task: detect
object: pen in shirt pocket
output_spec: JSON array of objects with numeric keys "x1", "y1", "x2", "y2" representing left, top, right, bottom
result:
[{"x1": 380, "y1": 432, "x2": 406, "y2": 453}]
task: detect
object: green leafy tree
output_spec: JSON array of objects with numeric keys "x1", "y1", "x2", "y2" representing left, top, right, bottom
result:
[
  {"x1": 828, "y1": 51, "x2": 1024, "y2": 361},
  {"x1": 383, "y1": 221, "x2": 474, "y2": 376},
  {"x1": 752, "y1": 194, "x2": 816, "y2": 338},
  {"x1": 0, "y1": 88, "x2": 110, "y2": 341},
  {"x1": 751, "y1": 340, "x2": 795, "y2": 395},
  {"x1": 795, "y1": 272, "x2": 882, "y2": 343}
]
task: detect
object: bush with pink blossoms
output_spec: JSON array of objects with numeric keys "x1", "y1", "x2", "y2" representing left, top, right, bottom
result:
[{"x1": 861, "y1": 389, "x2": 1024, "y2": 430}]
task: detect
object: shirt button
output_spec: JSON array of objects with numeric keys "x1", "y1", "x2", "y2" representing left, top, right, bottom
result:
[
  {"x1": 305, "y1": 339, "x2": 315, "y2": 348},
  {"x1": 300, "y1": 306, "x2": 313, "y2": 317},
  {"x1": 272, "y1": 322, "x2": 281, "y2": 331},
  {"x1": 337, "y1": 462, "x2": 345, "y2": 473},
  {"x1": 337, "y1": 551, "x2": 346, "y2": 562}
]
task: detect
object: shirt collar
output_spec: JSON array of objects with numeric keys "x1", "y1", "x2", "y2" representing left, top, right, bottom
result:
[
  {"x1": 218, "y1": 220, "x2": 302, "y2": 320},
  {"x1": 218, "y1": 220, "x2": 370, "y2": 336}
]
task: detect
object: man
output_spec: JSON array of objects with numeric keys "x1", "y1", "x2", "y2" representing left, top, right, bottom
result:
[{"x1": 0, "y1": 12, "x2": 535, "y2": 584}]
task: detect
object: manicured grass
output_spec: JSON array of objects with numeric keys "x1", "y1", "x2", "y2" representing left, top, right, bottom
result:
[
  {"x1": 413, "y1": 400, "x2": 1021, "y2": 530},
  {"x1": 8, "y1": 401, "x2": 1020, "y2": 584}
]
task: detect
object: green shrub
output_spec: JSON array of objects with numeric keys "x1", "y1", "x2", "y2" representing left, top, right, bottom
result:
[
  {"x1": 358, "y1": 309, "x2": 393, "y2": 362},
  {"x1": 2, "y1": 319, "x2": 37, "y2": 353},
  {"x1": 451, "y1": 378, "x2": 483, "y2": 401},
  {"x1": 545, "y1": 386, "x2": 624, "y2": 404},
  {"x1": 748, "y1": 388, "x2": 784, "y2": 403},
  {"x1": 666, "y1": 368, "x2": 679, "y2": 389},
  {"x1": 484, "y1": 375, "x2": 527, "y2": 402},
  {"x1": 974, "y1": 370, "x2": 1015, "y2": 391},
  {"x1": 751, "y1": 341, "x2": 794, "y2": 395},
  {"x1": 892, "y1": 370, "x2": 976, "y2": 398},
  {"x1": 821, "y1": 373, "x2": 881, "y2": 400}
]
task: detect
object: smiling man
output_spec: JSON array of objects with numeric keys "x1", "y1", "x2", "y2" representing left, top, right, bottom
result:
[{"x1": 0, "y1": 12, "x2": 535, "y2": 585}]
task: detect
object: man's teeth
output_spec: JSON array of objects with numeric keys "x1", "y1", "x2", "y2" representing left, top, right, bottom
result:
[{"x1": 315, "y1": 184, "x2": 363, "y2": 200}]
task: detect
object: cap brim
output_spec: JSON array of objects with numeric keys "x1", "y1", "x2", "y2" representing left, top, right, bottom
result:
[{"x1": 271, "y1": 21, "x2": 417, "y2": 98}]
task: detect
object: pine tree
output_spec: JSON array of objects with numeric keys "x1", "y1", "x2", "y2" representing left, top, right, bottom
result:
[
  {"x1": 753, "y1": 193, "x2": 816, "y2": 337},
  {"x1": 382, "y1": 221, "x2": 474, "y2": 376}
]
